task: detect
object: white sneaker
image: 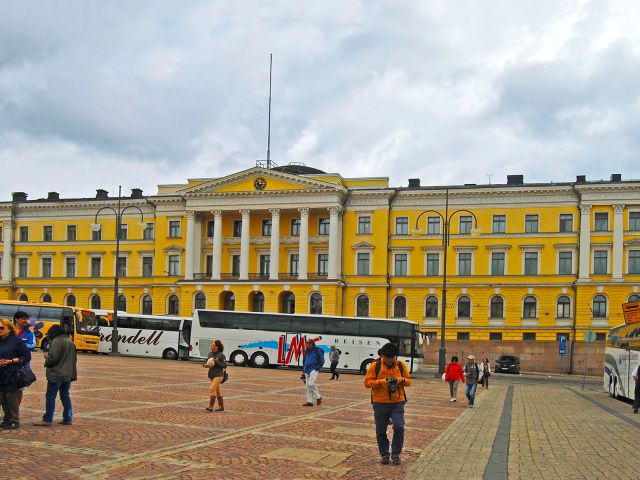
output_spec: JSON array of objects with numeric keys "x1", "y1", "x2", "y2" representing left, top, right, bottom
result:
[{"x1": 450, "y1": 398, "x2": 455, "y2": 402}]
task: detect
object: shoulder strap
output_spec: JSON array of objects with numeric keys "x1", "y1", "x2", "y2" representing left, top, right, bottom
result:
[{"x1": 374, "y1": 358, "x2": 382, "y2": 378}]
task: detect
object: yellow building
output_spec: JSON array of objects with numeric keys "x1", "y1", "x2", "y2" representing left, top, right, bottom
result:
[{"x1": 1, "y1": 166, "x2": 639, "y2": 359}]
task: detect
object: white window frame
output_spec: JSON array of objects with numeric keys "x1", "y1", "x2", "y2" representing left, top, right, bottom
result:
[
  {"x1": 167, "y1": 253, "x2": 181, "y2": 276},
  {"x1": 520, "y1": 246, "x2": 542, "y2": 275},
  {"x1": 64, "y1": 255, "x2": 78, "y2": 278},
  {"x1": 489, "y1": 295, "x2": 505, "y2": 319},
  {"x1": 66, "y1": 224, "x2": 78, "y2": 241},
  {"x1": 43, "y1": 225, "x2": 53, "y2": 242},
  {"x1": 592, "y1": 247, "x2": 611, "y2": 275},
  {"x1": 392, "y1": 250, "x2": 410, "y2": 276},
  {"x1": 89, "y1": 255, "x2": 103, "y2": 278},
  {"x1": 288, "y1": 251, "x2": 299, "y2": 276},
  {"x1": 424, "y1": 249, "x2": 442, "y2": 276},
  {"x1": 355, "y1": 251, "x2": 372, "y2": 276},
  {"x1": 524, "y1": 214, "x2": 539, "y2": 233},
  {"x1": 492, "y1": 214, "x2": 507, "y2": 234},
  {"x1": 558, "y1": 213, "x2": 574, "y2": 233},
  {"x1": 113, "y1": 253, "x2": 130, "y2": 278},
  {"x1": 168, "y1": 218, "x2": 182, "y2": 238},
  {"x1": 357, "y1": 215, "x2": 372, "y2": 235},
  {"x1": 395, "y1": 216, "x2": 409, "y2": 235},
  {"x1": 489, "y1": 251, "x2": 507, "y2": 276},
  {"x1": 141, "y1": 255, "x2": 154, "y2": 278},
  {"x1": 456, "y1": 295, "x2": 472, "y2": 319},
  {"x1": 627, "y1": 249, "x2": 640, "y2": 274},
  {"x1": 593, "y1": 211, "x2": 609, "y2": 232},
  {"x1": 41, "y1": 256, "x2": 53, "y2": 278},
  {"x1": 628, "y1": 210, "x2": 640, "y2": 232},
  {"x1": 556, "y1": 295, "x2": 572, "y2": 319},
  {"x1": 19, "y1": 226, "x2": 29, "y2": 242},
  {"x1": 16, "y1": 255, "x2": 29, "y2": 277},
  {"x1": 522, "y1": 295, "x2": 538, "y2": 319},
  {"x1": 355, "y1": 294, "x2": 370, "y2": 317},
  {"x1": 556, "y1": 248, "x2": 576, "y2": 275},
  {"x1": 309, "y1": 292, "x2": 324, "y2": 315},
  {"x1": 424, "y1": 295, "x2": 439, "y2": 318},
  {"x1": 455, "y1": 248, "x2": 475, "y2": 276},
  {"x1": 592, "y1": 294, "x2": 608, "y2": 318}
]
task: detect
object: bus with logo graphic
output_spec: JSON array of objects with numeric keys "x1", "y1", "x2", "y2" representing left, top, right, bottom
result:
[
  {"x1": 604, "y1": 322, "x2": 640, "y2": 400},
  {"x1": 0, "y1": 300, "x2": 100, "y2": 352},
  {"x1": 189, "y1": 310, "x2": 423, "y2": 373},
  {"x1": 97, "y1": 312, "x2": 192, "y2": 360}
]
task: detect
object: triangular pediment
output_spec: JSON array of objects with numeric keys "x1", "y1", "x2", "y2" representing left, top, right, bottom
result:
[
  {"x1": 352, "y1": 241, "x2": 375, "y2": 250},
  {"x1": 625, "y1": 238, "x2": 640, "y2": 247},
  {"x1": 180, "y1": 167, "x2": 345, "y2": 196}
]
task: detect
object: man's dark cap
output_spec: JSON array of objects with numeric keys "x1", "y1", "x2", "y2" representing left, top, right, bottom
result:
[{"x1": 378, "y1": 343, "x2": 398, "y2": 358}]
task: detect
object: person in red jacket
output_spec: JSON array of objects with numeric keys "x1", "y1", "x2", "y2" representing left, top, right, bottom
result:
[{"x1": 444, "y1": 356, "x2": 465, "y2": 402}]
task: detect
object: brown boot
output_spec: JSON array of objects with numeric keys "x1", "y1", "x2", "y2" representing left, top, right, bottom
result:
[
  {"x1": 214, "y1": 396, "x2": 224, "y2": 411},
  {"x1": 206, "y1": 396, "x2": 216, "y2": 411}
]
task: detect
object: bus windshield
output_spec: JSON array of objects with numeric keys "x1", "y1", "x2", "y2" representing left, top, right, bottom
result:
[{"x1": 76, "y1": 310, "x2": 99, "y2": 335}]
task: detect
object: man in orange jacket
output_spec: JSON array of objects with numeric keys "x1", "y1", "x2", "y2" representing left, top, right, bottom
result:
[{"x1": 364, "y1": 342, "x2": 411, "y2": 465}]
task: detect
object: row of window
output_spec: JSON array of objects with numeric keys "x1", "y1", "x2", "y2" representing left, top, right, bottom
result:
[
  {"x1": 219, "y1": 217, "x2": 331, "y2": 238},
  {"x1": 11, "y1": 223, "x2": 156, "y2": 242},
  {"x1": 444, "y1": 331, "x2": 607, "y2": 342}
]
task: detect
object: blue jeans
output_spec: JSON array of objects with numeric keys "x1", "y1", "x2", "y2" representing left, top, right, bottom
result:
[
  {"x1": 43, "y1": 381, "x2": 72, "y2": 423},
  {"x1": 465, "y1": 382, "x2": 477, "y2": 405},
  {"x1": 372, "y1": 402, "x2": 405, "y2": 457}
]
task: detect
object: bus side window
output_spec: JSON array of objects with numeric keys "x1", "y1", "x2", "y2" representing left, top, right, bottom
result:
[
  {"x1": 97, "y1": 317, "x2": 110, "y2": 327},
  {"x1": 162, "y1": 319, "x2": 181, "y2": 331},
  {"x1": 0, "y1": 304, "x2": 19, "y2": 319}
]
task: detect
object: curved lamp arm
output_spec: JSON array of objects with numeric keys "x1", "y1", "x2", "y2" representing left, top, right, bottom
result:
[
  {"x1": 91, "y1": 207, "x2": 119, "y2": 231},
  {"x1": 120, "y1": 205, "x2": 146, "y2": 226}
]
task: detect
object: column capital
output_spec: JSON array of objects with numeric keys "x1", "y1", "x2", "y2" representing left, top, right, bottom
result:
[
  {"x1": 298, "y1": 207, "x2": 309, "y2": 216},
  {"x1": 240, "y1": 209, "x2": 251, "y2": 217},
  {"x1": 580, "y1": 204, "x2": 592, "y2": 215},
  {"x1": 269, "y1": 208, "x2": 281, "y2": 217},
  {"x1": 613, "y1": 204, "x2": 625, "y2": 214},
  {"x1": 211, "y1": 209, "x2": 223, "y2": 217},
  {"x1": 2, "y1": 219, "x2": 13, "y2": 227},
  {"x1": 186, "y1": 210, "x2": 196, "y2": 219},
  {"x1": 328, "y1": 206, "x2": 342, "y2": 215}
]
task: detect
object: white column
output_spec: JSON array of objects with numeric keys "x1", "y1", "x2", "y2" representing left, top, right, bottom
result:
[
  {"x1": 578, "y1": 204, "x2": 591, "y2": 280},
  {"x1": 298, "y1": 208, "x2": 309, "y2": 280},
  {"x1": 184, "y1": 211, "x2": 195, "y2": 280},
  {"x1": 211, "y1": 210, "x2": 222, "y2": 280},
  {"x1": 328, "y1": 206, "x2": 342, "y2": 279},
  {"x1": 269, "y1": 208, "x2": 280, "y2": 280},
  {"x1": 239, "y1": 209, "x2": 250, "y2": 280},
  {"x1": 2, "y1": 220, "x2": 14, "y2": 283},
  {"x1": 612, "y1": 204, "x2": 625, "y2": 280},
  {"x1": 193, "y1": 213, "x2": 202, "y2": 276}
]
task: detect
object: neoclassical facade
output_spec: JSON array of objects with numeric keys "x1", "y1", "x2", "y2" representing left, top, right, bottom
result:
[{"x1": 1, "y1": 165, "x2": 639, "y2": 344}]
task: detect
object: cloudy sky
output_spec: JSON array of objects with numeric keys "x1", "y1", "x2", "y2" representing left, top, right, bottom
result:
[{"x1": 1, "y1": 0, "x2": 639, "y2": 200}]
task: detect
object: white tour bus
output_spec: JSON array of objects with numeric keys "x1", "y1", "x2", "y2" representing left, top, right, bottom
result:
[
  {"x1": 97, "y1": 312, "x2": 192, "y2": 360},
  {"x1": 190, "y1": 309, "x2": 423, "y2": 373},
  {"x1": 604, "y1": 322, "x2": 640, "y2": 399}
]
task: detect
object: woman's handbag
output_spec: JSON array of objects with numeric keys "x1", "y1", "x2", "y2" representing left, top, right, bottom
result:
[
  {"x1": 222, "y1": 370, "x2": 229, "y2": 384},
  {"x1": 15, "y1": 366, "x2": 37, "y2": 388}
]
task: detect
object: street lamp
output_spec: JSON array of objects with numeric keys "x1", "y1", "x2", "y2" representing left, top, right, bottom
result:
[
  {"x1": 91, "y1": 186, "x2": 145, "y2": 355},
  {"x1": 413, "y1": 188, "x2": 480, "y2": 375}
]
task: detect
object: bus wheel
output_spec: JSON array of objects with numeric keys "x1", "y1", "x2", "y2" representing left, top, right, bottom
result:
[
  {"x1": 230, "y1": 350, "x2": 248, "y2": 367},
  {"x1": 360, "y1": 359, "x2": 374, "y2": 374},
  {"x1": 163, "y1": 348, "x2": 178, "y2": 360},
  {"x1": 250, "y1": 352, "x2": 269, "y2": 368}
]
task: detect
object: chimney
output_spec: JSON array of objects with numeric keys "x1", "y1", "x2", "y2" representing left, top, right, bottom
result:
[
  {"x1": 506, "y1": 175, "x2": 524, "y2": 185},
  {"x1": 131, "y1": 188, "x2": 143, "y2": 199},
  {"x1": 408, "y1": 178, "x2": 421, "y2": 188},
  {"x1": 96, "y1": 189, "x2": 109, "y2": 200},
  {"x1": 47, "y1": 192, "x2": 60, "y2": 201},
  {"x1": 576, "y1": 175, "x2": 586, "y2": 183},
  {"x1": 12, "y1": 192, "x2": 27, "y2": 203},
  {"x1": 610, "y1": 173, "x2": 622, "y2": 182}
]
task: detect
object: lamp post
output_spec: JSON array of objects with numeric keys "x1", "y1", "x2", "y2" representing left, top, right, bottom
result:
[
  {"x1": 413, "y1": 188, "x2": 480, "y2": 375},
  {"x1": 91, "y1": 186, "x2": 145, "y2": 355}
]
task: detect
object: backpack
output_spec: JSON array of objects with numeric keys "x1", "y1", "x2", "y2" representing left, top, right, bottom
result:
[
  {"x1": 372, "y1": 359, "x2": 408, "y2": 403},
  {"x1": 315, "y1": 347, "x2": 325, "y2": 368}
]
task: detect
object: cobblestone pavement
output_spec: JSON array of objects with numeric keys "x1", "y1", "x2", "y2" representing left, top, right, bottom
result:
[{"x1": 3, "y1": 354, "x2": 469, "y2": 480}]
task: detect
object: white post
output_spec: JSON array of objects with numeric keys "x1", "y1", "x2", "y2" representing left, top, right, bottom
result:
[
  {"x1": 298, "y1": 208, "x2": 309, "y2": 280},
  {"x1": 193, "y1": 213, "x2": 202, "y2": 276},
  {"x1": 612, "y1": 204, "x2": 625, "y2": 280},
  {"x1": 211, "y1": 210, "x2": 222, "y2": 280},
  {"x1": 239, "y1": 209, "x2": 250, "y2": 280},
  {"x1": 185, "y1": 211, "x2": 195, "y2": 280},
  {"x1": 2, "y1": 220, "x2": 13, "y2": 283},
  {"x1": 578, "y1": 204, "x2": 591, "y2": 280},
  {"x1": 328, "y1": 206, "x2": 341, "y2": 279},
  {"x1": 269, "y1": 208, "x2": 280, "y2": 280}
]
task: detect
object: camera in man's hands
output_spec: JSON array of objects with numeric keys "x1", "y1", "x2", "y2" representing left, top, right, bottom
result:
[{"x1": 386, "y1": 377, "x2": 399, "y2": 394}]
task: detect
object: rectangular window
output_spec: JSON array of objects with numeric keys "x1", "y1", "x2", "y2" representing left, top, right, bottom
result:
[
  {"x1": 67, "y1": 225, "x2": 77, "y2": 241},
  {"x1": 427, "y1": 217, "x2": 440, "y2": 235},
  {"x1": 259, "y1": 255, "x2": 270, "y2": 278},
  {"x1": 92, "y1": 228, "x2": 102, "y2": 241},
  {"x1": 558, "y1": 251, "x2": 573, "y2": 274},
  {"x1": 168, "y1": 255, "x2": 180, "y2": 276},
  {"x1": 492, "y1": 215, "x2": 506, "y2": 233},
  {"x1": 65, "y1": 257, "x2": 76, "y2": 278},
  {"x1": 42, "y1": 258, "x2": 52, "y2": 278},
  {"x1": 394, "y1": 253, "x2": 408, "y2": 276},
  {"x1": 459, "y1": 216, "x2": 472, "y2": 234},
  {"x1": 426, "y1": 253, "x2": 439, "y2": 276},
  {"x1": 318, "y1": 254, "x2": 329, "y2": 276},
  {"x1": 629, "y1": 250, "x2": 640, "y2": 274},
  {"x1": 205, "y1": 255, "x2": 213, "y2": 277},
  {"x1": 18, "y1": 258, "x2": 28, "y2": 277},
  {"x1": 118, "y1": 224, "x2": 128, "y2": 240},
  {"x1": 318, "y1": 218, "x2": 330, "y2": 235},
  {"x1": 491, "y1": 252, "x2": 505, "y2": 275},
  {"x1": 169, "y1": 220, "x2": 181, "y2": 237},
  {"x1": 523, "y1": 332, "x2": 536, "y2": 341},
  {"x1": 357, "y1": 252, "x2": 370, "y2": 275},
  {"x1": 289, "y1": 254, "x2": 299, "y2": 276},
  {"x1": 593, "y1": 250, "x2": 608, "y2": 274},
  {"x1": 524, "y1": 252, "x2": 538, "y2": 275},
  {"x1": 143, "y1": 223, "x2": 154, "y2": 240},
  {"x1": 490, "y1": 332, "x2": 502, "y2": 341},
  {"x1": 262, "y1": 219, "x2": 272, "y2": 236},
  {"x1": 142, "y1": 257, "x2": 153, "y2": 277},
  {"x1": 206, "y1": 220, "x2": 215, "y2": 238},
  {"x1": 457, "y1": 332, "x2": 470, "y2": 340},
  {"x1": 458, "y1": 253, "x2": 472, "y2": 275},
  {"x1": 357, "y1": 216, "x2": 371, "y2": 234},
  {"x1": 594, "y1": 212, "x2": 608, "y2": 231},
  {"x1": 117, "y1": 257, "x2": 127, "y2": 277},
  {"x1": 395, "y1": 217, "x2": 408, "y2": 235},
  {"x1": 91, "y1": 257, "x2": 101, "y2": 278},
  {"x1": 0, "y1": 225, "x2": 2, "y2": 242},
  {"x1": 559, "y1": 214, "x2": 573, "y2": 232},
  {"x1": 19, "y1": 226, "x2": 29, "y2": 242},
  {"x1": 43, "y1": 226, "x2": 53, "y2": 242},
  {"x1": 232, "y1": 220, "x2": 241, "y2": 237},
  {"x1": 232, "y1": 255, "x2": 241, "y2": 276},
  {"x1": 291, "y1": 218, "x2": 300, "y2": 236},
  {"x1": 525, "y1": 214, "x2": 539, "y2": 233},
  {"x1": 630, "y1": 212, "x2": 640, "y2": 231}
]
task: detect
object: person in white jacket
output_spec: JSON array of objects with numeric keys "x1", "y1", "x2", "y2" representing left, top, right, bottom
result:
[{"x1": 479, "y1": 357, "x2": 491, "y2": 389}]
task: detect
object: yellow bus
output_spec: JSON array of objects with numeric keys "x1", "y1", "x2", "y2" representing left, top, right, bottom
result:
[{"x1": 0, "y1": 300, "x2": 100, "y2": 352}]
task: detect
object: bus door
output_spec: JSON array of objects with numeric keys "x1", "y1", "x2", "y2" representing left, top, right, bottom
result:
[{"x1": 179, "y1": 320, "x2": 192, "y2": 359}]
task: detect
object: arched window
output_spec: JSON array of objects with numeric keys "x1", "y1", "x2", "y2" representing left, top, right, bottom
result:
[
  {"x1": 66, "y1": 295, "x2": 76, "y2": 307},
  {"x1": 310, "y1": 293, "x2": 323, "y2": 315},
  {"x1": 42, "y1": 294, "x2": 52, "y2": 303},
  {"x1": 490, "y1": 296, "x2": 504, "y2": 319},
  {"x1": 425, "y1": 296, "x2": 438, "y2": 318},
  {"x1": 116, "y1": 294, "x2": 127, "y2": 312},
  {"x1": 223, "y1": 292, "x2": 235, "y2": 311},
  {"x1": 194, "y1": 292, "x2": 206, "y2": 310},
  {"x1": 168, "y1": 295, "x2": 179, "y2": 315},
  {"x1": 356, "y1": 295, "x2": 369, "y2": 317},
  {"x1": 90, "y1": 295, "x2": 101, "y2": 310},
  {"x1": 251, "y1": 292, "x2": 265, "y2": 312},
  {"x1": 18, "y1": 294, "x2": 28, "y2": 302},
  {"x1": 282, "y1": 291, "x2": 295, "y2": 314},
  {"x1": 629, "y1": 294, "x2": 640, "y2": 303},
  {"x1": 593, "y1": 295, "x2": 607, "y2": 318},
  {"x1": 457, "y1": 296, "x2": 471, "y2": 318},
  {"x1": 142, "y1": 295, "x2": 153, "y2": 315},
  {"x1": 393, "y1": 296, "x2": 407, "y2": 318},
  {"x1": 523, "y1": 296, "x2": 537, "y2": 318},
  {"x1": 557, "y1": 296, "x2": 571, "y2": 318}
]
